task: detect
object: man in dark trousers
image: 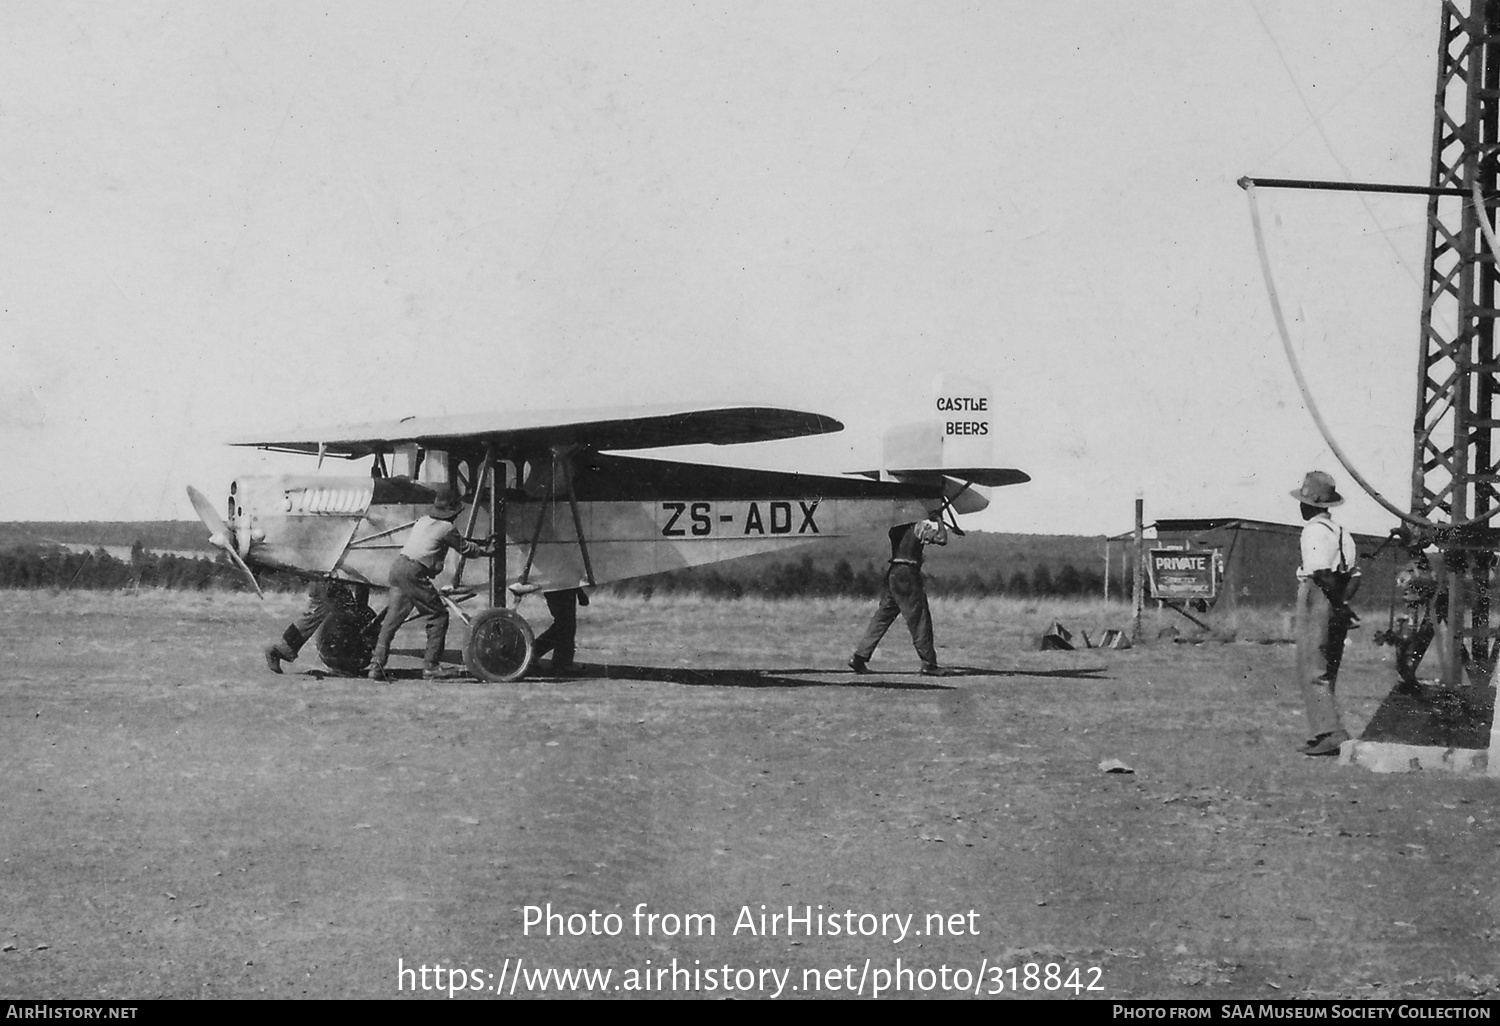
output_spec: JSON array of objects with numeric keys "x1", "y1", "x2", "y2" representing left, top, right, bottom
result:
[
  {"x1": 849, "y1": 511, "x2": 958, "y2": 676},
  {"x1": 369, "y1": 487, "x2": 495, "y2": 683},
  {"x1": 264, "y1": 579, "x2": 335, "y2": 674},
  {"x1": 532, "y1": 587, "x2": 589, "y2": 673},
  {"x1": 264, "y1": 579, "x2": 381, "y2": 676}
]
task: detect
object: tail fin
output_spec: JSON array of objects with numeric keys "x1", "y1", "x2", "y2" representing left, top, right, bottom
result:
[{"x1": 877, "y1": 376, "x2": 1027, "y2": 514}]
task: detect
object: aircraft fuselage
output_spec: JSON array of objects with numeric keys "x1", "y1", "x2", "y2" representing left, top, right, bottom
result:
[{"x1": 226, "y1": 451, "x2": 973, "y2": 595}]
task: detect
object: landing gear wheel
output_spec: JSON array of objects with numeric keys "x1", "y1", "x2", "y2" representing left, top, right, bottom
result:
[
  {"x1": 318, "y1": 605, "x2": 380, "y2": 675},
  {"x1": 464, "y1": 608, "x2": 535, "y2": 682}
]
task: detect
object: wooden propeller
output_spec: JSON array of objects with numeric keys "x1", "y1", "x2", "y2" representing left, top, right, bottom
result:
[{"x1": 186, "y1": 486, "x2": 264, "y2": 598}]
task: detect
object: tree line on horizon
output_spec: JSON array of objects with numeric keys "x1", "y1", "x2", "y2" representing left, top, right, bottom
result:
[
  {"x1": 606, "y1": 555, "x2": 1126, "y2": 600},
  {"x1": 0, "y1": 542, "x2": 306, "y2": 594},
  {"x1": 0, "y1": 542, "x2": 1130, "y2": 601}
]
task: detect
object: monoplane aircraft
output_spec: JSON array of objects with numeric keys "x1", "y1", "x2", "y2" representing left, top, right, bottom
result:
[{"x1": 188, "y1": 403, "x2": 1028, "y2": 682}]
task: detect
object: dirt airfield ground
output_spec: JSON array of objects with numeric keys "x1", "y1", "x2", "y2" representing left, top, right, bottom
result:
[{"x1": 1, "y1": 589, "x2": 1497, "y2": 1001}]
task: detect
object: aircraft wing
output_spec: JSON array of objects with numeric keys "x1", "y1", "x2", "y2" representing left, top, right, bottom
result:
[{"x1": 233, "y1": 404, "x2": 843, "y2": 458}]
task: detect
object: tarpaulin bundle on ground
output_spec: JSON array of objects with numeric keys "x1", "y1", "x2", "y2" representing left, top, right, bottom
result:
[
  {"x1": 1039, "y1": 621, "x2": 1074, "y2": 650},
  {"x1": 1039, "y1": 621, "x2": 1132, "y2": 650}
]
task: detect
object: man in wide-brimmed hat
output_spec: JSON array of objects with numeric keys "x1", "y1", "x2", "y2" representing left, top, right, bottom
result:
[
  {"x1": 368, "y1": 484, "x2": 496, "y2": 683},
  {"x1": 1291, "y1": 470, "x2": 1361, "y2": 757}
]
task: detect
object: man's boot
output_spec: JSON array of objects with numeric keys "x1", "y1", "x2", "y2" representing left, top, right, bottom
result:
[{"x1": 264, "y1": 641, "x2": 297, "y2": 674}]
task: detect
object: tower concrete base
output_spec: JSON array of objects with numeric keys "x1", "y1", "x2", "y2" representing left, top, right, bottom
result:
[
  {"x1": 1338, "y1": 677, "x2": 1498, "y2": 776},
  {"x1": 1339, "y1": 739, "x2": 1492, "y2": 775}
]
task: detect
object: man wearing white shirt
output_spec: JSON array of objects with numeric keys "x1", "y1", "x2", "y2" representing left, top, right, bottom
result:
[{"x1": 1291, "y1": 471, "x2": 1361, "y2": 757}]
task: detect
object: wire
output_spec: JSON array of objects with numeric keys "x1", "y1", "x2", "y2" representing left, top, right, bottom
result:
[
  {"x1": 1246, "y1": 182, "x2": 1500, "y2": 531},
  {"x1": 1244, "y1": 0, "x2": 1423, "y2": 287},
  {"x1": 1474, "y1": 180, "x2": 1500, "y2": 265},
  {"x1": 1244, "y1": 181, "x2": 1433, "y2": 528}
]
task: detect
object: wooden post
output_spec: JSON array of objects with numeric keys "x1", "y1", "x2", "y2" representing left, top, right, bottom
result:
[
  {"x1": 1104, "y1": 537, "x2": 1111, "y2": 602},
  {"x1": 1133, "y1": 498, "x2": 1145, "y2": 641}
]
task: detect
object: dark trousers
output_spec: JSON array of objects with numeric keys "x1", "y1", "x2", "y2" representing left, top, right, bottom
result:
[
  {"x1": 533, "y1": 590, "x2": 580, "y2": 665},
  {"x1": 372, "y1": 556, "x2": 449, "y2": 670},
  {"x1": 853, "y1": 565, "x2": 938, "y2": 667},
  {"x1": 1295, "y1": 580, "x2": 1348, "y2": 738},
  {"x1": 273, "y1": 580, "x2": 333, "y2": 658}
]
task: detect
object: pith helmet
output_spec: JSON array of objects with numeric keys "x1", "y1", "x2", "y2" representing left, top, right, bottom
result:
[
  {"x1": 427, "y1": 486, "x2": 463, "y2": 521},
  {"x1": 1290, "y1": 470, "x2": 1344, "y2": 508}
]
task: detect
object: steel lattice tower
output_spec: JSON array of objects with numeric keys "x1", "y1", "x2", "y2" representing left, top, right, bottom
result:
[
  {"x1": 1240, "y1": 3, "x2": 1500, "y2": 764},
  {"x1": 1414, "y1": 0, "x2": 1500, "y2": 679}
]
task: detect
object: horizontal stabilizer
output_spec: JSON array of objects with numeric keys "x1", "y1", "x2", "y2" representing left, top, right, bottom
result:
[
  {"x1": 888, "y1": 467, "x2": 1031, "y2": 488},
  {"x1": 876, "y1": 419, "x2": 1028, "y2": 512}
]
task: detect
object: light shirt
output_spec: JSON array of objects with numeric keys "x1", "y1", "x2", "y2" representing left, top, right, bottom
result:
[
  {"x1": 913, "y1": 518, "x2": 948, "y2": 547},
  {"x1": 889, "y1": 518, "x2": 949, "y2": 565},
  {"x1": 400, "y1": 515, "x2": 483, "y2": 572},
  {"x1": 1297, "y1": 514, "x2": 1359, "y2": 580}
]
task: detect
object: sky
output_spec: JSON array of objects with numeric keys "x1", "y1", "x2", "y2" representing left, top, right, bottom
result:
[{"x1": 0, "y1": 1, "x2": 1446, "y2": 536}]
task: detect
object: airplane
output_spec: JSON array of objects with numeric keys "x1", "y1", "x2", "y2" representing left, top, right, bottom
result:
[{"x1": 187, "y1": 402, "x2": 1029, "y2": 682}]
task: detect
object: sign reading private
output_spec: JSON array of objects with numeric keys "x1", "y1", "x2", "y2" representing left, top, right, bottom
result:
[{"x1": 1147, "y1": 549, "x2": 1217, "y2": 599}]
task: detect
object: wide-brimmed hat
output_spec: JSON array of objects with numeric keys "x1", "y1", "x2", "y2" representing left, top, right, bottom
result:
[
  {"x1": 427, "y1": 487, "x2": 463, "y2": 520},
  {"x1": 1290, "y1": 470, "x2": 1344, "y2": 508}
]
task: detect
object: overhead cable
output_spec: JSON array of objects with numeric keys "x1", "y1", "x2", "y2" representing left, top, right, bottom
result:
[{"x1": 1243, "y1": 180, "x2": 1434, "y2": 529}]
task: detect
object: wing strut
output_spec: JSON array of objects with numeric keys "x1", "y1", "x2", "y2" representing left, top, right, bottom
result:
[
  {"x1": 559, "y1": 448, "x2": 597, "y2": 587},
  {"x1": 514, "y1": 459, "x2": 555, "y2": 597},
  {"x1": 453, "y1": 449, "x2": 494, "y2": 589},
  {"x1": 487, "y1": 443, "x2": 506, "y2": 609},
  {"x1": 510, "y1": 447, "x2": 596, "y2": 601},
  {"x1": 345, "y1": 518, "x2": 420, "y2": 549}
]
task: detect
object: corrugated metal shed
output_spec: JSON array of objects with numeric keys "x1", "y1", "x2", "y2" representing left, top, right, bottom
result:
[{"x1": 1149, "y1": 517, "x2": 1399, "y2": 611}]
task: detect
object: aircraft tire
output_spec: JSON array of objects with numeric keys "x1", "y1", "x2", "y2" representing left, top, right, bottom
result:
[
  {"x1": 464, "y1": 608, "x2": 535, "y2": 683},
  {"x1": 317, "y1": 605, "x2": 379, "y2": 675}
]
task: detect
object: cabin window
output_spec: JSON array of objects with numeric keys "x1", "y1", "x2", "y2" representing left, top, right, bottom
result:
[
  {"x1": 420, "y1": 449, "x2": 449, "y2": 485},
  {"x1": 455, "y1": 458, "x2": 505, "y2": 505},
  {"x1": 520, "y1": 456, "x2": 561, "y2": 497},
  {"x1": 389, "y1": 445, "x2": 418, "y2": 479},
  {"x1": 520, "y1": 458, "x2": 541, "y2": 493}
]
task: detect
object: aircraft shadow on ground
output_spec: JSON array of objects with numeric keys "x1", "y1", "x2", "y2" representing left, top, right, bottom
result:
[
  {"x1": 300, "y1": 663, "x2": 941, "y2": 689},
  {"x1": 544, "y1": 663, "x2": 1111, "y2": 690},
  {"x1": 309, "y1": 650, "x2": 1109, "y2": 689},
  {"x1": 986, "y1": 666, "x2": 1113, "y2": 681},
  {"x1": 578, "y1": 664, "x2": 950, "y2": 690}
]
